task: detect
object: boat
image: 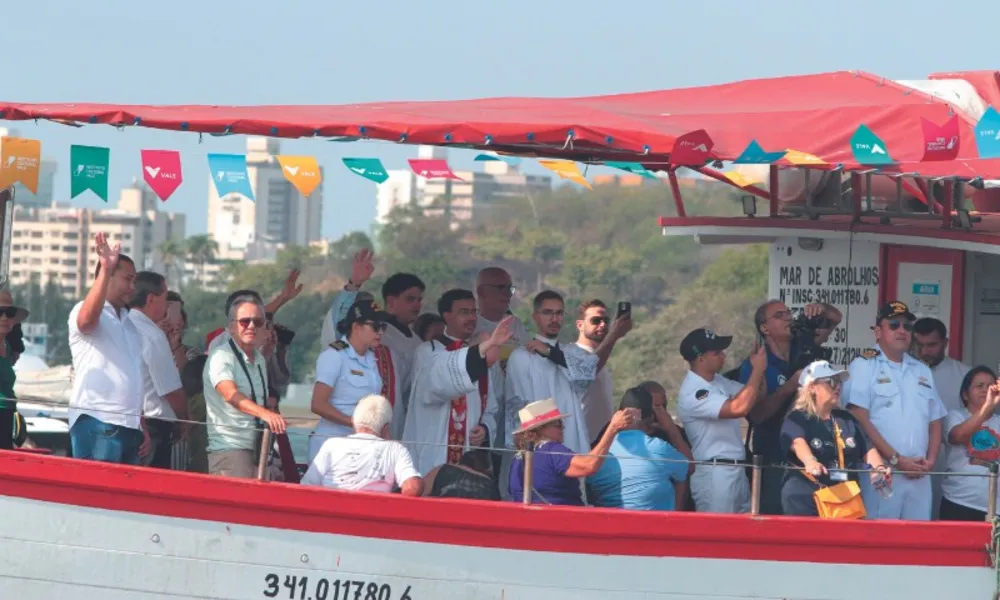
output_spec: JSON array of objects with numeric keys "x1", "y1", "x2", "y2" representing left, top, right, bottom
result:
[{"x1": 3, "y1": 69, "x2": 1000, "y2": 599}]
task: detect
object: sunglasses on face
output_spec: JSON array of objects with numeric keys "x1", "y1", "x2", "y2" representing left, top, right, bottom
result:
[
  {"x1": 363, "y1": 321, "x2": 388, "y2": 333},
  {"x1": 237, "y1": 317, "x2": 265, "y2": 329},
  {"x1": 0, "y1": 307, "x2": 18, "y2": 319},
  {"x1": 887, "y1": 319, "x2": 914, "y2": 332},
  {"x1": 817, "y1": 377, "x2": 842, "y2": 390},
  {"x1": 589, "y1": 316, "x2": 609, "y2": 325}
]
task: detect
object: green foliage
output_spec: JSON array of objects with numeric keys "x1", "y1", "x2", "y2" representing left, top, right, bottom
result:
[{"x1": 12, "y1": 275, "x2": 75, "y2": 366}]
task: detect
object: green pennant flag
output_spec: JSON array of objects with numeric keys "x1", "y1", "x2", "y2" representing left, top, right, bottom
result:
[
  {"x1": 850, "y1": 125, "x2": 893, "y2": 165},
  {"x1": 604, "y1": 161, "x2": 658, "y2": 180},
  {"x1": 342, "y1": 157, "x2": 389, "y2": 183},
  {"x1": 70, "y1": 144, "x2": 111, "y2": 201}
]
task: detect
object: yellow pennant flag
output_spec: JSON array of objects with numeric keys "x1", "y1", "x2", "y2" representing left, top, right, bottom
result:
[
  {"x1": 0, "y1": 137, "x2": 42, "y2": 193},
  {"x1": 537, "y1": 159, "x2": 592, "y2": 189},
  {"x1": 276, "y1": 155, "x2": 322, "y2": 197},
  {"x1": 783, "y1": 149, "x2": 827, "y2": 166},
  {"x1": 723, "y1": 170, "x2": 758, "y2": 188}
]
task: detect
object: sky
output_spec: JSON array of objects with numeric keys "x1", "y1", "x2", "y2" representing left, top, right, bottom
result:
[{"x1": 3, "y1": 0, "x2": 999, "y2": 239}]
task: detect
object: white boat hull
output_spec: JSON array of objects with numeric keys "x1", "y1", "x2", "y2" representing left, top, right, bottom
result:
[{"x1": 0, "y1": 451, "x2": 995, "y2": 600}]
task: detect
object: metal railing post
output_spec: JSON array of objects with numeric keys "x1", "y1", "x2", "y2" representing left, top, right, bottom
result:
[
  {"x1": 987, "y1": 462, "x2": 998, "y2": 522},
  {"x1": 750, "y1": 455, "x2": 763, "y2": 516},
  {"x1": 522, "y1": 441, "x2": 535, "y2": 505},
  {"x1": 256, "y1": 427, "x2": 273, "y2": 481}
]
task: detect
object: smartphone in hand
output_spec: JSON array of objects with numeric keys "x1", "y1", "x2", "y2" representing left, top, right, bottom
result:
[{"x1": 616, "y1": 301, "x2": 631, "y2": 319}]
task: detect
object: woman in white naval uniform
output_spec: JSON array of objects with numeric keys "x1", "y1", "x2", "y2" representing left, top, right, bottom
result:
[
  {"x1": 842, "y1": 301, "x2": 947, "y2": 521},
  {"x1": 677, "y1": 328, "x2": 767, "y2": 513}
]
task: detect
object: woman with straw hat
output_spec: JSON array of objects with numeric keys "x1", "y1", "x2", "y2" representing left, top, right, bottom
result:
[
  {"x1": 0, "y1": 289, "x2": 29, "y2": 450},
  {"x1": 508, "y1": 398, "x2": 638, "y2": 505}
]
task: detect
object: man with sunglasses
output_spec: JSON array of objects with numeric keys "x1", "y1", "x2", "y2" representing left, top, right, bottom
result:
[
  {"x1": 573, "y1": 299, "x2": 628, "y2": 445},
  {"x1": 842, "y1": 301, "x2": 947, "y2": 520}
]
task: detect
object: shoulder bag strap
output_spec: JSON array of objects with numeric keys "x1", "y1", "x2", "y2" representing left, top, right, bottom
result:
[
  {"x1": 228, "y1": 339, "x2": 259, "y2": 405},
  {"x1": 833, "y1": 419, "x2": 847, "y2": 470}
]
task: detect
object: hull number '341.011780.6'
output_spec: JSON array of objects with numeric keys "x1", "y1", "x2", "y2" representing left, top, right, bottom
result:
[{"x1": 262, "y1": 574, "x2": 413, "y2": 600}]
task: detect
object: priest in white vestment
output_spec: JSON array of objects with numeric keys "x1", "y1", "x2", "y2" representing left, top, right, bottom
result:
[
  {"x1": 403, "y1": 289, "x2": 512, "y2": 475},
  {"x1": 320, "y1": 250, "x2": 425, "y2": 437}
]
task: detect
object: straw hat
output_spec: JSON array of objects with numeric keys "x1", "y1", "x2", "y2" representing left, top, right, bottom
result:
[
  {"x1": 514, "y1": 398, "x2": 570, "y2": 435},
  {"x1": 0, "y1": 289, "x2": 28, "y2": 325}
]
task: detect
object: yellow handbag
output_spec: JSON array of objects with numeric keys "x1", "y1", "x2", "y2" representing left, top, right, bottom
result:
[{"x1": 802, "y1": 421, "x2": 867, "y2": 520}]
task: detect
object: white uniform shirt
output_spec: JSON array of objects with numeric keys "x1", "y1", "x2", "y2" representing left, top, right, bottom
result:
[
  {"x1": 841, "y1": 347, "x2": 947, "y2": 458},
  {"x1": 301, "y1": 432, "x2": 419, "y2": 493},
  {"x1": 67, "y1": 301, "x2": 143, "y2": 430},
  {"x1": 128, "y1": 309, "x2": 183, "y2": 420},
  {"x1": 942, "y1": 408, "x2": 1000, "y2": 513},
  {"x1": 932, "y1": 357, "x2": 972, "y2": 413},
  {"x1": 677, "y1": 370, "x2": 745, "y2": 461},
  {"x1": 576, "y1": 342, "x2": 613, "y2": 441}
]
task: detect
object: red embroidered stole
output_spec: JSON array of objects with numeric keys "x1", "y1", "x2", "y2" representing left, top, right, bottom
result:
[
  {"x1": 373, "y1": 345, "x2": 396, "y2": 408},
  {"x1": 444, "y1": 338, "x2": 489, "y2": 465}
]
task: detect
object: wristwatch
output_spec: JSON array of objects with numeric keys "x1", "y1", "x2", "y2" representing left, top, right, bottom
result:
[{"x1": 888, "y1": 452, "x2": 900, "y2": 466}]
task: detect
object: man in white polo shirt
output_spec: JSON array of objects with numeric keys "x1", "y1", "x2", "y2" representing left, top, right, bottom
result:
[
  {"x1": 128, "y1": 271, "x2": 188, "y2": 469},
  {"x1": 68, "y1": 232, "x2": 146, "y2": 464}
]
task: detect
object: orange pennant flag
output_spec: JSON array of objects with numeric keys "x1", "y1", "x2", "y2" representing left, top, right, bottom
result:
[
  {"x1": 723, "y1": 170, "x2": 758, "y2": 188},
  {"x1": 783, "y1": 149, "x2": 827, "y2": 166},
  {"x1": 276, "y1": 155, "x2": 322, "y2": 197},
  {"x1": 0, "y1": 137, "x2": 42, "y2": 193},
  {"x1": 537, "y1": 159, "x2": 592, "y2": 189}
]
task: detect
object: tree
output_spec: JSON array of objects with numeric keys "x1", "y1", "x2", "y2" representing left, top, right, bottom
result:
[
  {"x1": 11, "y1": 273, "x2": 74, "y2": 366},
  {"x1": 158, "y1": 238, "x2": 187, "y2": 287},
  {"x1": 184, "y1": 235, "x2": 219, "y2": 285}
]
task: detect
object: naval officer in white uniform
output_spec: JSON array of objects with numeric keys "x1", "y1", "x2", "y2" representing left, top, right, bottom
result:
[
  {"x1": 677, "y1": 328, "x2": 766, "y2": 513},
  {"x1": 842, "y1": 301, "x2": 947, "y2": 521}
]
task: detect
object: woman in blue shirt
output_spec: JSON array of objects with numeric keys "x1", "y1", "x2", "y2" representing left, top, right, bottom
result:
[
  {"x1": 308, "y1": 300, "x2": 390, "y2": 462},
  {"x1": 509, "y1": 398, "x2": 636, "y2": 505}
]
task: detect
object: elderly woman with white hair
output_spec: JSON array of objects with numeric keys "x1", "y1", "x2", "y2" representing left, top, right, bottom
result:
[
  {"x1": 779, "y1": 360, "x2": 891, "y2": 517},
  {"x1": 302, "y1": 394, "x2": 422, "y2": 496}
]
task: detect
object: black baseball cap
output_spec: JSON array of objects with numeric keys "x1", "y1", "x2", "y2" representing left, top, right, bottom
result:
[
  {"x1": 679, "y1": 328, "x2": 733, "y2": 362},
  {"x1": 619, "y1": 386, "x2": 654, "y2": 420},
  {"x1": 876, "y1": 301, "x2": 915, "y2": 324}
]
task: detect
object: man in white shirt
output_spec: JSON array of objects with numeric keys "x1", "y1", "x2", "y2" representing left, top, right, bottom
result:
[
  {"x1": 303, "y1": 394, "x2": 422, "y2": 495},
  {"x1": 204, "y1": 293, "x2": 287, "y2": 478},
  {"x1": 128, "y1": 271, "x2": 188, "y2": 469},
  {"x1": 911, "y1": 316, "x2": 972, "y2": 519},
  {"x1": 68, "y1": 232, "x2": 147, "y2": 465},
  {"x1": 677, "y1": 328, "x2": 766, "y2": 514}
]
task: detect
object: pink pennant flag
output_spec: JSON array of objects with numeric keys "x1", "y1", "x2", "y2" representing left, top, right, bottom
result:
[
  {"x1": 670, "y1": 130, "x2": 715, "y2": 167},
  {"x1": 921, "y1": 116, "x2": 960, "y2": 162},
  {"x1": 141, "y1": 150, "x2": 183, "y2": 201},
  {"x1": 408, "y1": 159, "x2": 463, "y2": 180}
]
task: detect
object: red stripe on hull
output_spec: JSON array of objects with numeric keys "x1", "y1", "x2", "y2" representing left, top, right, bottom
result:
[{"x1": 0, "y1": 451, "x2": 990, "y2": 568}]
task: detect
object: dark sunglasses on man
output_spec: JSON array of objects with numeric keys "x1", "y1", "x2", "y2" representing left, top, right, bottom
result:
[
  {"x1": 886, "y1": 319, "x2": 914, "y2": 332},
  {"x1": 589, "y1": 316, "x2": 610, "y2": 326}
]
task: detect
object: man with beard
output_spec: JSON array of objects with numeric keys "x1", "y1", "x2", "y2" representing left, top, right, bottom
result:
[
  {"x1": 843, "y1": 302, "x2": 947, "y2": 520},
  {"x1": 574, "y1": 299, "x2": 626, "y2": 444},
  {"x1": 911, "y1": 317, "x2": 971, "y2": 519},
  {"x1": 403, "y1": 289, "x2": 510, "y2": 475}
]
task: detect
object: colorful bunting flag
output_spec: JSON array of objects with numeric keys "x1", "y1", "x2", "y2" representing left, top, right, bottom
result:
[
  {"x1": 722, "y1": 170, "x2": 759, "y2": 188},
  {"x1": 277, "y1": 155, "x2": 322, "y2": 197},
  {"x1": 207, "y1": 153, "x2": 254, "y2": 201},
  {"x1": 474, "y1": 152, "x2": 521, "y2": 167},
  {"x1": 0, "y1": 137, "x2": 41, "y2": 193},
  {"x1": 920, "y1": 116, "x2": 960, "y2": 162},
  {"x1": 604, "y1": 161, "x2": 658, "y2": 180},
  {"x1": 342, "y1": 158, "x2": 389, "y2": 183},
  {"x1": 537, "y1": 159, "x2": 592, "y2": 189},
  {"x1": 850, "y1": 125, "x2": 893, "y2": 165},
  {"x1": 670, "y1": 130, "x2": 715, "y2": 166},
  {"x1": 783, "y1": 149, "x2": 827, "y2": 166},
  {"x1": 141, "y1": 149, "x2": 183, "y2": 202},
  {"x1": 734, "y1": 140, "x2": 787, "y2": 164},
  {"x1": 409, "y1": 159, "x2": 463, "y2": 180},
  {"x1": 70, "y1": 145, "x2": 111, "y2": 202},
  {"x1": 974, "y1": 106, "x2": 1000, "y2": 159}
]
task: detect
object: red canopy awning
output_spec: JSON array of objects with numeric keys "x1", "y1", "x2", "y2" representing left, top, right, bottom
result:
[{"x1": 2, "y1": 69, "x2": 998, "y2": 177}]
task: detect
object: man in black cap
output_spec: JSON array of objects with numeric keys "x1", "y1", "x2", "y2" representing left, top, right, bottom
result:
[
  {"x1": 677, "y1": 328, "x2": 766, "y2": 513},
  {"x1": 587, "y1": 386, "x2": 691, "y2": 511},
  {"x1": 842, "y1": 301, "x2": 946, "y2": 521}
]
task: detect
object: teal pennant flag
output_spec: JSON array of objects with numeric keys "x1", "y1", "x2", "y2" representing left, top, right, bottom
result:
[
  {"x1": 604, "y1": 161, "x2": 657, "y2": 179},
  {"x1": 70, "y1": 145, "x2": 111, "y2": 202},
  {"x1": 734, "y1": 140, "x2": 787, "y2": 164},
  {"x1": 342, "y1": 158, "x2": 389, "y2": 183},
  {"x1": 850, "y1": 125, "x2": 894, "y2": 165}
]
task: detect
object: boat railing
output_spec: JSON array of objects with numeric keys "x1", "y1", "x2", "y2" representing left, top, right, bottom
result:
[{"x1": 10, "y1": 397, "x2": 1000, "y2": 521}]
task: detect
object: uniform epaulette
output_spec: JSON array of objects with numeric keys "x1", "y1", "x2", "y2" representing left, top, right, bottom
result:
[
  {"x1": 329, "y1": 341, "x2": 348, "y2": 351},
  {"x1": 861, "y1": 348, "x2": 880, "y2": 360}
]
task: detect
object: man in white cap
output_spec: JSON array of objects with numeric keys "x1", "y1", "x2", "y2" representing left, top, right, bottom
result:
[{"x1": 677, "y1": 327, "x2": 766, "y2": 513}]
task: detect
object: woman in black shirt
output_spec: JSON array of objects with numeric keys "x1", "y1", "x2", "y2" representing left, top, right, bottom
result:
[
  {"x1": 423, "y1": 449, "x2": 501, "y2": 501},
  {"x1": 780, "y1": 360, "x2": 891, "y2": 516}
]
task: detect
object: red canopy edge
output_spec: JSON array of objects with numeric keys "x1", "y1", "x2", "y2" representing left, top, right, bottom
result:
[{"x1": 4, "y1": 69, "x2": 1000, "y2": 178}]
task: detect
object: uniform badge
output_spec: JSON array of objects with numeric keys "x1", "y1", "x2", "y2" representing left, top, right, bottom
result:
[
  {"x1": 810, "y1": 438, "x2": 823, "y2": 449},
  {"x1": 777, "y1": 375, "x2": 787, "y2": 385},
  {"x1": 845, "y1": 437, "x2": 856, "y2": 448},
  {"x1": 876, "y1": 377, "x2": 891, "y2": 384},
  {"x1": 350, "y1": 369, "x2": 364, "y2": 376},
  {"x1": 918, "y1": 376, "x2": 933, "y2": 389},
  {"x1": 330, "y1": 341, "x2": 348, "y2": 351},
  {"x1": 861, "y1": 348, "x2": 880, "y2": 360},
  {"x1": 695, "y1": 389, "x2": 709, "y2": 400}
]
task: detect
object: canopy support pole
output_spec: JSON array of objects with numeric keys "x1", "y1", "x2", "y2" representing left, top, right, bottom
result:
[
  {"x1": 667, "y1": 169, "x2": 687, "y2": 218},
  {"x1": 851, "y1": 173, "x2": 863, "y2": 222},
  {"x1": 0, "y1": 187, "x2": 14, "y2": 289},
  {"x1": 768, "y1": 166, "x2": 779, "y2": 217},
  {"x1": 941, "y1": 179, "x2": 954, "y2": 229}
]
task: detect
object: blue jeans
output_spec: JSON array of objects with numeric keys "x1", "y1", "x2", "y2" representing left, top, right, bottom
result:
[{"x1": 70, "y1": 414, "x2": 142, "y2": 465}]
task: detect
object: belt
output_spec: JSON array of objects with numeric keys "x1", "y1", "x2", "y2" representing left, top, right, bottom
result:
[{"x1": 707, "y1": 457, "x2": 745, "y2": 465}]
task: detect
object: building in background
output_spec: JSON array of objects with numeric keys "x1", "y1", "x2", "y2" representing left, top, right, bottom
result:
[
  {"x1": 0, "y1": 127, "x2": 58, "y2": 209},
  {"x1": 117, "y1": 179, "x2": 186, "y2": 275},
  {"x1": 206, "y1": 136, "x2": 323, "y2": 262},
  {"x1": 374, "y1": 146, "x2": 551, "y2": 226}
]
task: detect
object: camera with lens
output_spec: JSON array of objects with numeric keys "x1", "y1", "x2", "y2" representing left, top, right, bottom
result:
[{"x1": 789, "y1": 313, "x2": 833, "y2": 371}]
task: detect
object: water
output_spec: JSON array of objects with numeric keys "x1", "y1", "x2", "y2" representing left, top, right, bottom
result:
[{"x1": 287, "y1": 427, "x2": 311, "y2": 463}]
